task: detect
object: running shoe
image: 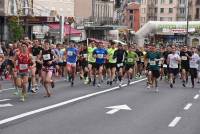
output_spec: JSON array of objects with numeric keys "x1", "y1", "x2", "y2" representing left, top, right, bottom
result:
[
  {"x1": 51, "y1": 81, "x2": 55, "y2": 88},
  {"x1": 20, "y1": 95, "x2": 25, "y2": 102},
  {"x1": 31, "y1": 88, "x2": 36, "y2": 93}
]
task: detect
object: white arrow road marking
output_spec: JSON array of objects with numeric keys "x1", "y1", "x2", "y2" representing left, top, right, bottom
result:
[
  {"x1": 106, "y1": 105, "x2": 132, "y2": 115},
  {"x1": 0, "y1": 78, "x2": 146, "y2": 125},
  {"x1": 0, "y1": 99, "x2": 13, "y2": 108},
  {"x1": 0, "y1": 104, "x2": 13, "y2": 108},
  {"x1": 0, "y1": 99, "x2": 11, "y2": 102}
]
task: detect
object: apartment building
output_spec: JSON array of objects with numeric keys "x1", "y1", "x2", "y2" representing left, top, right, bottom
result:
[
  {"x1": 33, "y1": 0, "x2": 74, "y2": 17},
  {"x1": 140, "y1": 0, "x2": 179, "y2": 27},
  {"x1": 140, "y1": 0, "x2": 196, "y2": 27},
  {"x1": 191, "y1": 0, "x2": 200, "y2": 20},
  {"x1": 123, "y1": 2, "x2": 140, "y2": 32}
]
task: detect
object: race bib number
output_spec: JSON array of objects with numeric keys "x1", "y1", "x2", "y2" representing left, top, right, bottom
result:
[
  {"x1": 19, "y1": 64, "x2": 28, "y2": 70},
  {"x1": 182, "y1": 56, "x2": 187, "y2": 60},
  {"x1": 97, "y1": 54, "x2": 104, "y2": 59},
  {"x1": 163, "y1": 64, "x2": 167, "y2": 68},
  {"x1": 128, "y1": 58, "x2": 133, "y2": 62},
  {"x1": 159, "y1": 60, "x2": 162, "y2": 65},
  {"x1": 117, "y1": 63, "x2": 123, "y2": 67},
  {"x1": 83, "y1": 54, "x2": 88, "y2": 58},
  {"x1": 67, "y1": 51, "x2": 73, "y2": 56},
  {"x1": 43, "y1": 54, "x2": 51, "y2": 61},
  {"x1": 149, "y1": 60, "x2": 156, "y2": 65},
  {"x1": 141, "y1": 57, "x2": 144, "y2": 62},
  {"x1": 32, "y1": 56, "x2": 36, "y2": 61}
]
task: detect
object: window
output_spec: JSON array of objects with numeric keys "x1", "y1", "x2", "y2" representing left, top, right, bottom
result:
[
  {"x1": 180, "y1": 8, "x2": 185, "y2": 14},
  {"x1": 168, "y1": 17, "x2": 173, "y2": 21},
  {"x1": 169, "y1": 8, "x2": 173, "y2": 13},
  {"x1": 195, "y1": 8, "x2": 200, "y2": 19},
  {"x1": 196, "y1": 0, "x2": 200, "y2": 5},
  {"x1": 130, "y1": 15, "x2": 133, "y2": 21},
  {"x1": 160, "y1": 17, "x2": 164, "y2": 21},
  {"x1": 142, "y1": 8, "x2": 146, "y2": 14},
  {"x1": 155, "y1": 8, "x2": 158, "y2": 13},
  {"x1": 141, "y1": 17, "x2": 145, "y2": 23},
  {"x1": 129, "y1": 10, "x2": 133, "y2": 14},
  {"x1": 179, "y1": 0, "x2": 185, "y2": 4},
  {"x1": 130, "y1": 22, "x2": 133, "y2": 29},
  {"x1": 160, "y1": 8, "x2": 164, "y2": 13},
  {"x1": 161, "y1": 0, "x2": 165, "y2": 4},
  {"x1": 169, "y1": 0, "x2": 173, "y2": 4}
]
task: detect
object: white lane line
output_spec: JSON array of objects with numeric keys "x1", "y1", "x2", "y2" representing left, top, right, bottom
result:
[
  {"x1": 0, "y1": 99, "x2": 11, "y2": 102},
  {"x1": 168, "y1": 117, "x2": 182, "y2": 127},
  {"x1": 184, "y1": 103, "x2": 192, "y2": 110},
  {"x1": 194, "y1": 94, "x2": 199, "y2": 100},
  {"x1": 0, "y1": 104, "x2": 13, "y2": 108},
  {"x1": 0, "y1": 80, "x2": 66, "y2": 93},
  {"x1": 0, "y1": 78, "x2": 147, "y2": 125},
  {"x1": 106, "y1": 109, "x2": 120, "y2": 114},
  {"x1": 1, "y1": 88, "x2": 15, "y2": 92}
]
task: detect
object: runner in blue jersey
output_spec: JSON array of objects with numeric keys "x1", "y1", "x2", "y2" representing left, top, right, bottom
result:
[
  {"x1": 93, "y1": 42, "x2": 108, "y2": 87},
  {"x1": 66, "y1": 42, "x2": 78, "y2": 86}
]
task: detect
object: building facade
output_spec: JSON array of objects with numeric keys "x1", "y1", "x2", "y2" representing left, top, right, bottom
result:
[
  {"x1": 33, "y1": 0, "x2": 74, "y2": 17},
  {"x1": 140, "y1": 0, "x2": 179, "y2": 27},
  {"x1": 123, "y1": 2, "x2": 140, "y2": 32},
  {"x1": 139, "y1": 0, "x2": 199, "y2": 27},
  {"x1": 191, "y1": 0, "x2": 200, "y2": 20}
]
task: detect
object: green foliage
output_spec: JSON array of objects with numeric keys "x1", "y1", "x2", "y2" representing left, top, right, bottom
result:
[{"x1": 8, "y1": 18, "x2": 24, "y2": 42}]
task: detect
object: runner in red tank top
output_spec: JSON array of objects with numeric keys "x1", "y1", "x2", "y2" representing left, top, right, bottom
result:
[{"x1": 14, "y1": 42, "x2": 35, "y2": 102}]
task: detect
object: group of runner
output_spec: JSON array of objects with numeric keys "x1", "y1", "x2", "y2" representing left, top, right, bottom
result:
[{"x1": 0, "y1": 38, "x2": 200, "y2": 102}]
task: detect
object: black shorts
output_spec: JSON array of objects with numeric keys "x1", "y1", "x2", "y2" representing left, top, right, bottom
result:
[
  {"x1": 190, "y1": 68, "x2": 197, "y2": 78},
  {"x1": 58, "y1": 62, "x2": 65, "y2": 67},
  {"x1": 80, "y1": 61, "x2": 88, "y2": 69},
  {"x1": 150, "y1": 70, "x2": 160, "y2": 79},
  {"x1": 116, "y1": 63, "x2": 124, "y2": 71},
  {"x1": 36, "y1": 63, "x2": 42, "y2": 74},
  {"x1": 106, "y1": 63, "x2": 116, "y2": 69},
  {"x1": 95, "y1": 63, "x2": 104, "y2": 70},
  {"x1": 125, "y1": 64, "x2": 134, "y2": 71},
  {"x1": 169, "y1": 68, "x2": 179, "y2": 76},
  {"x1": 181, "y1": 65, "x2": 190, "y2": 72}
]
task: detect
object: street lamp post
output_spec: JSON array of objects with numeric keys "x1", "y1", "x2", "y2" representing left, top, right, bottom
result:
[{"x1": 186, "y1": 0, "x2": 189, "y2": 45}]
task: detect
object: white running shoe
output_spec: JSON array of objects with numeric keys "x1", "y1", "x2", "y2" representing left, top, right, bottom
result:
[
  {"x1": 155, "y1": 87, "x2": 159, "y2": 92},
  {"x1": 147, "y1": 85, "x2": 151, "y2": 89}
]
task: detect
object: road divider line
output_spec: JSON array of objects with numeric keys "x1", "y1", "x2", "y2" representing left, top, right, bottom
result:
[
  {"x1": 184, "y1": 103, "x2": 192, "y2": 110},
  {"x1": 168, "y1": 117, "x2": 182, "y2": 127},
  {"x1": 194, "y1": 94, "x2": 199, "y2": 100},
  {"x1": 0, "y1": 78, "x2": 147, "y2": 125}
]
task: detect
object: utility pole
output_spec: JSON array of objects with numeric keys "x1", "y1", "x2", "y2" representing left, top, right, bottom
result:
[{"x1": 185, "y1": 0, "x2": 189, "y2": 45}]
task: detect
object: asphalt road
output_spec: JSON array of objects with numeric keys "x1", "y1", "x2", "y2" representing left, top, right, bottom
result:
[{"x1": 0, "y1": 77, "x2": 200, "y2": 134}]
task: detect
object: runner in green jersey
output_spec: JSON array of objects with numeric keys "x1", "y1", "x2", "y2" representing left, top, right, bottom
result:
[
  {"x1": 125, "y1": 46, "x2": 138, "y2": 85},
  {"x1": 106, "y1": 42, "x2": 117, "y2": 85},
  {"x1": 87, "y1": 42, "x2": 96, "y2": 84},
  {"x1": 145, "y1": 45, "x2": 161, "y2": 92}
]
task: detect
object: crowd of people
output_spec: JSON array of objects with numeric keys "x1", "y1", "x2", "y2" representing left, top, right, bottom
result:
[{"x1": 0, "y1": 38, "x2": 200, "y2": 102}]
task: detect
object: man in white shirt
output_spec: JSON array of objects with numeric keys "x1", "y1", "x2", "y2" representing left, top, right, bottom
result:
[
  {"x1": 167, "y1": 46, "x2": 181, "y2": 88},
  {"x1": 189, "y1": 47, "x2": 200, "y2": 88}
]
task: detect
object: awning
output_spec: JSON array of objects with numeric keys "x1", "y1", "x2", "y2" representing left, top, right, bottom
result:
[{"x1": 48, "y1": 23, "x2": 81, "y2": 36}]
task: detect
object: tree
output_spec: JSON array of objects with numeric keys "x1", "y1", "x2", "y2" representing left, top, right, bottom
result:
[{"x1": 8, "y1": 16, "x2": 24, "y2": 42}]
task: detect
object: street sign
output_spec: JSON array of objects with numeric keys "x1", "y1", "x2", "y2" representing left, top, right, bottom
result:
[{"x1": 105, "y1": 105, "x2": 132, "y2": 115}]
